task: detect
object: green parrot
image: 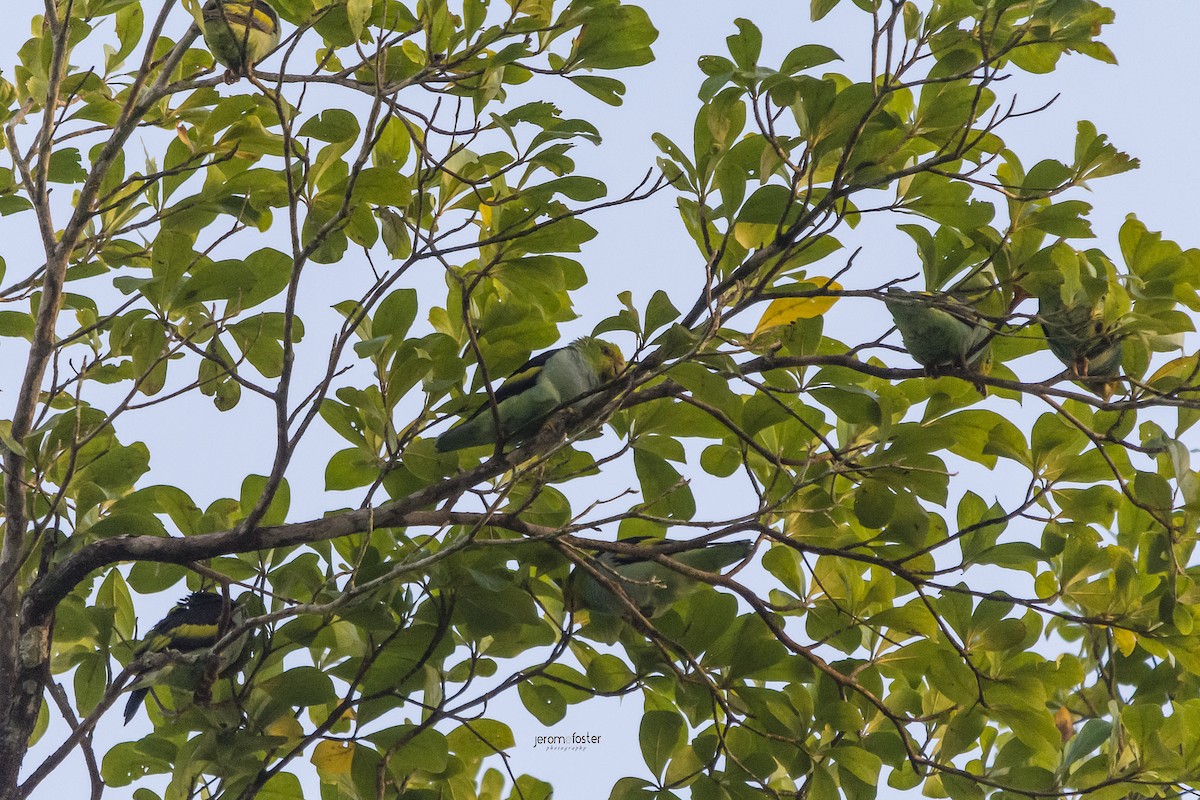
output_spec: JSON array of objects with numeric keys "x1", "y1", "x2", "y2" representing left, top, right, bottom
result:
[
  {"x1": 1039, "y1": 294, "x2": 1123, "y2": 398},
  {"x1": 567, "y1": 538, "x2": 752, "y2": 619},
  {"x1": 201, "y1": 0, "x2": 281, "y2": 80},
  {"x1": 123, "y1": 592, "x2": 247, "y2": 724},
  {"x1": 435, "y1": 337, "x2": 625, "y2": 452},
  {"x1": 884, "y1": 287, "x2": 992, "y2": 372}
]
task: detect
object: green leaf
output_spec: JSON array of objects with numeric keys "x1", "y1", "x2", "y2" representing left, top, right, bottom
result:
[
  {"x1": 447, "y1": 720, "x2": 515, "y2": 760},
  {"x1": 106, "y1": 3, "x2": 145, "y2": 72},
  {"x1": 97, "y1": 568, "x2": 135, "y2": 639},
  {"x1": 1023, "y1": 159, "x2": 1073, "y2": 193},
  {"x1": 373, "y1": 288, "x2": 418, "y2": 340},
  {"x1": 325, "y1": 448, "x2": 380, "y2": 491},
  {"x1": 781, "y1": 44, "x2": 841, "y2": 73},
  {"x1": 239, "y1": 474, "x2": 290, "y2": 526},
  {"x1": 298, "y1": 109, "x2": 361, "y2": 144},
  {"x1": 762, "y1": 545, "x2": 806, "y2": 596},
  {"x1": 726, "y1": 18, "x2": 762, "y2": 70},
  {"x1": 901, "y1": 173, "x2": 995, "y2": 232},
  {"x1": 834, "y1": 745, "x2": 882, "y2": 787},
  {"x1": 644, "y1": 290, "x2": 680, "y2": 337},
  {"x1": 567, "y1": 3, "x2": 658, "y2": 71},
  {"x1": 0, "y1": 311, "x2": 34, "y2": 340},
  {"x1": 633, "y1": 449, "x2": 696, "y2": 520},
  {"x1": 1075, "y1": 120, "x2": 1138, "y2": 182},
  {"x1": 568, "y1": 75, "x2": 627, "y2": 105},
  {"x1": 48, "y1": 148, "x2": 88, "y2": 183},
  {"x1": 639, "y1": 710, "x2": 685, "y2": 779},
  {"x1": 73, "y1": 652, "x2": 107, "y2": 714},
  {"x1": 608, "y1": 778, "x2": 656, "y2": 800},
  {"x1": 517, "y1": 680, "x2": 566, "y2": 725},
  {"x1": 378, "y1": 726, "x2": 449, "y2": 773},
  {"x1": 101, "y1": 742, "x2": 171, "y2": 787},
  {"x1": 700, "y1": 444, "x2": 741, "y2": 478},
  {"x1": 811, "y1": 0, "x2": 842, "y2": 20},
  {"x1": 257, "y1": 773, "x2": 305, "y2": 800},
  {"x1": 264, "y1": 667, "x2": 336, "y2": 708},
  {"x1": 1134, "y1": 471, "x2": 1173, "y2": 511},
  {"x1": 347, "y1": 0, "x2": 371, "y2": 39},
  {"x1": 586, "y1": 654, "x2": 635, "y2": 693}
]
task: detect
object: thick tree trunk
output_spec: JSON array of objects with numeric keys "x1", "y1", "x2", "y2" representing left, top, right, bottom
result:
[{"x1": 0, "y1": 242, "x2": 71, "y2": 797}]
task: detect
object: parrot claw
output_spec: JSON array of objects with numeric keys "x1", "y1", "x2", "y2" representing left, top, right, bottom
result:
[{"x1": 542, "y1": 408, "x2": 578, "y2": 442}]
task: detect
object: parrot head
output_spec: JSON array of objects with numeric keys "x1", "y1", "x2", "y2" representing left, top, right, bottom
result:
[{"x1": 592, "y1": 339, "x2": 626, "y2": 381}]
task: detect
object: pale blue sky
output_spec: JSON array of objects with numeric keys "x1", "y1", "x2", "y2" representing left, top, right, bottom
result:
[{"x1": 7, "y1": 2, "x2": 1200, "y2": 798}]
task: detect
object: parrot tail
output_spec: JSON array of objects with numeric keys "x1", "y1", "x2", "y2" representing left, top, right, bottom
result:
[
  {"x1": 123, "y1": 687, "x2": 150, "y2": 725},
  {"x1": 435, "y1": 416, "x2": 492, "y2": 452}
]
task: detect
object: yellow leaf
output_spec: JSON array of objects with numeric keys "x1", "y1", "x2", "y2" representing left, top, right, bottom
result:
[
  {"x1": 1147, "y1": 354, "x2": 1200, "y2": 389},
  {"x1": 733, "y1": 221, "x2": 774, "y2": 249},
  {"x1": 174, "y1": 124, "x2": 194, "y2": 152},
  {"x1": 265, "y1": 716, "x2": 303, "y2": 743},
  {"x1": 752, "y1": 280, "x2": 843, "y2": 339},
  {"x1": 330, "y1": 706, "x2": 356, "y2": 734},
  {"x1": 178, "y1": 0, "x2": 205, "y2": 26},
  {"x1": 0, "y1": 420, "x2": 27, "y2": 458},
  {"x1": 347, "y1": 0, "x2": 372, "y2": 39},
  {"x1": 1111, "y1": 627, "x2": 1136, "y2": 657},
  {"x1": 479, "y1": 202, "x2": 493, "y2": 230},
  {"x1": 1054, "y1": 706, "x2": 1074, "y2": 741},
  {"x1": 311, "y1": 740, "x2": 355, "y2": 778},
  {"x1": 309, "y1": 703, "x2": 356, "y2": 733}
]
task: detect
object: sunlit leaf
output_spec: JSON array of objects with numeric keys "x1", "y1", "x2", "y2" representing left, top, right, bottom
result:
[
  {"x1": 752, "y1": 279, "x2": 843, "y2": 338},
  {"x1": 311, "y1": 740, "x2": 355, "y2": 778}
]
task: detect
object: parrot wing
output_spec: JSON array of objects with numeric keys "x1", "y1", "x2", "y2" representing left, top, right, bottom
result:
[
  {"x1": 436, "y1": 344, "x2": 606, "y2": 451},
  {"x1": 1040, "y1": 298, "x2": 1124, "y2": 398},
  {"x1": 536, "y1": 344, "x2": 605, "y2": 406},
  {"x1": 1041, "y1": 300, "x2": 1123, "y2": 375},
  {"x1": 885, "y1": 290, "x2": 989, "y2": 369},
  {"x1": 672, "y1": 541, "x2": 754, "y2": 572},
  {"x1": 489, "y1": 347, "x2": 561, "y2": 405},
  {"x1": 434, "y1": 349, "x2": 564, "y2": 452},
  {"x1": 435, "y1": 338, "x2": 623, "y2": 452},
  {"x1": 571, "y1": 539, "x2": 751, "y2": 619}
]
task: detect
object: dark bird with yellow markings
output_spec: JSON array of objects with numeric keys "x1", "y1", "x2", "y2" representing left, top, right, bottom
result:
[
  {"x1": 201, "y1": 0, "x2": 280, "y2": 81},
  {"x1": 123, "y1": 591, "x2": 243, "y2": 724}
]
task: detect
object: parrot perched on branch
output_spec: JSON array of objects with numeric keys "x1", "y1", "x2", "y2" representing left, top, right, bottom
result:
[
  {"x1": 435, "y1": 337, "x2": 625, "y2": 452},
  {"x1": 567, "y1": 538, "x2": 752, "y2": 619},
  {"x1": 1039, "y1": 294, "x2": 1124, "y2": 399},
  {"x1": 884, "y1": 270, "x2": 1004, "y2": 395},
  {"x1": 123, "y1": 592, "x2": 246, "y2": 724},
  {"x1": 884, "y1": 288, "x2": 992, "y2": 372},
  {"x1": 201, "y1": 0, "x2": 280, "y2": 80}
]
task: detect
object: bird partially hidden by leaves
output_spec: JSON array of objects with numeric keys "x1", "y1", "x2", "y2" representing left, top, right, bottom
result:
[
  {"x1": 201, "y1": 0, "x2": 280, "y2": 83},
  {"x1": 884, "y1": 272, "x2": 1001, "y2": 393},
  {"x1": 1039, "y1": 293, "x2": 1124, "y2": 399},
  {"x1": 435, "y1": 337, "x2": 625, "y2": 452},
  {"x1": 566, "y1": 538, "x2": 752, "y2": 620},
  {"x1": 123, "y1": 591, "x2": 246, "y2": 724}
]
